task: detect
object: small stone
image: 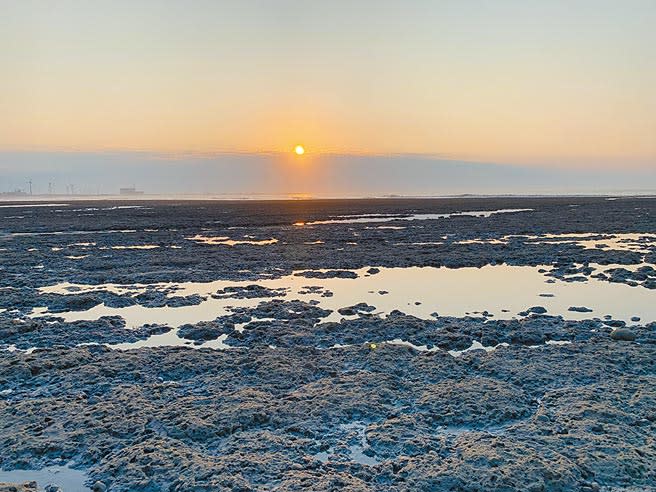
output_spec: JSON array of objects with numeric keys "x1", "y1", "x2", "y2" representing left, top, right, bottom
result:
[
  {"x1": 568, "y1": 306, "x2": 593, "y2": 313},
  {"x1": 92, "y1": 481, "x2": 107, "y2": 492},
  {"x1": 631, "y1": 316, "x2": 641, "y2": 322},
  {"x1": 610, "y1": 328, "x2": 636, "y2": 341},
  {"x1": 45, "y1": 485, "x2": 63, "y2": 492}
]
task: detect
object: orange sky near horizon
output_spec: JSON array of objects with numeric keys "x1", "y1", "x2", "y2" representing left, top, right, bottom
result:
[{"x1": 1, "y1": 1, "x2": 655, "y2": 169}]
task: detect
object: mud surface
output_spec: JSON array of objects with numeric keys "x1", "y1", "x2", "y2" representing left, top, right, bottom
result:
[{"x1": 1, "y1": 197, "x2": 655, "y2": 491}]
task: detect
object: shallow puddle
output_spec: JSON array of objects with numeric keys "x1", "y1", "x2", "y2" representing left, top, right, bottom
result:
[
  {"x1": 523, "y1": 233, "x2": 656, "y2": 254},
  {"x1": 313, "y1": 422, "x2": 380, "y2": 466},
  {"x1": 0, "y1": 465, "x2": 89, "y2": 491},
  {"x1": 2, "y1": 229, "x2": 137, "y2": 238},
  {"x1": 186, "y1": 234, "x2": 279, "y2": 246},
  {"x1": 29, "y1": 264, "x2": 656, "y2": 350},
  {"x1": 297, "y1": 208, "x2": 533, "y2": 225}
]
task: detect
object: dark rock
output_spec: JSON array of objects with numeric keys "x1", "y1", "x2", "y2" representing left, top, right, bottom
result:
[
  {"x1": 92, "y1": 482, "x2": 107, "y2": 492},
  {"x1": 568, "y1": 306, "x2": 593, "y2": 313},
  {"x1": 212, "y1": 285, "x2": 287, "y2": 299},
  {"x1": 178, "y1": 321, "x2": 227, "y2": 342},
  {"x1": 294, "y1": 270, "x2": 358, "y2": 279},
  {"x1": 610, "y1": 328, "x2": 636, "y2": 341},
  {"x1": 337, "y1": 303, "x2": 376, "y2": 316},
  {"x1": 0, "y1": 482, "x2": 37, "y2": 492}
]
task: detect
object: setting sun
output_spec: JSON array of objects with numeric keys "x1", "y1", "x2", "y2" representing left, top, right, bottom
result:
[{"x1": 294, "y1": 145, "x2": 305, "y2": 155}]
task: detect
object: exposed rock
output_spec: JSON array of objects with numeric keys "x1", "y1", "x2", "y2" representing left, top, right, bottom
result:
[
  {"x1": 212, "y1": 285, "x2": 287, "y2": 299},
  {"x1": 569, "y1": 306, "x2": 593, "y2": 313},
  {"x1": 92, "y1": 481, "x2": 107, "y2": 492},
  {"x1": 177, "y1": 321, "x2": 227, "y2": 342},
  {"x1": 294, "y1": 270, "x2": 358, "y2": 279},
  {"x1": 610, "y1": 328, "x2": 636, "y2": 341},
  {"x1": 0, "y1": 483, "x2": 37, "y2": 492},
  {"x1": 1, "y1": 197, "x2": 655, "y2": 491},
  {"x1": 337, "y1": 303, "x2": 376, "y2": 316}
]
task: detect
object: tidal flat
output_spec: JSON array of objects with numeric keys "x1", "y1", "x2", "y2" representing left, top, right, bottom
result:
[{"x1": 1, "y1": 197, "x2": 655, "y2": 491}]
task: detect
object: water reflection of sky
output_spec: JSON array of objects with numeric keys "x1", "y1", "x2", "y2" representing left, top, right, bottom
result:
[
  {"x1": 36, "y1": 265, "x2": 655, "y2": 332},
  {"x1": 298, "y1": 208, "x2": 534, "y2": 225},
  {"x1": 0, "y1": 466, "x2": 89, "y2": 492}
]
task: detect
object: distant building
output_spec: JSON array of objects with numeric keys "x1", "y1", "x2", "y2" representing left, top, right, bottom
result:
[
  {"x1": 119, "y1": 187, "x2": 144, "y2": 196},
  {"x1": 1, "y1": 189, "x2": 28, "y2": 197}
]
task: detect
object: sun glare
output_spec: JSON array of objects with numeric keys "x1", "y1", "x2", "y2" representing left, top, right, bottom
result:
[{"x1": 294, "y1": 145, "x2": 305, "y2": 155}]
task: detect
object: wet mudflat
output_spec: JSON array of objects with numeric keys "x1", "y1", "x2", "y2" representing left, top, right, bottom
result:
[{"x1": 0, "y1": 196, "x2": 655, "y2": 491}]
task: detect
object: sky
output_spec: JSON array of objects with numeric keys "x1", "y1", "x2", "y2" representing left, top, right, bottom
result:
[{"x1": 1, "y1": 0, "x2": 655, "y2": 195}]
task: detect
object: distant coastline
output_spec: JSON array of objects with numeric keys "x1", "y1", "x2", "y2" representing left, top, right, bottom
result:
[{"x1": 1, "y1": 191, "x2": 655, "y2": 203}]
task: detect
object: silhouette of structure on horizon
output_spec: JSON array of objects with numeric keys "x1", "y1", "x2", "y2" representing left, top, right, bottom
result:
[{"x1": 120, "y1": 187, "x2": 144, "y2": 196}]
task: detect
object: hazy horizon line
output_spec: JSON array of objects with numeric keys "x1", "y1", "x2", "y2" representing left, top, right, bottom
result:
[
  {"x1": 2, "y1": 150, "x2": 654, "y2": 197},
  {"x1": 2, "y1": 191, "x2": 656, "y2": 201},
  {"x1": 1, "y1": 148, "x2": 654, "y2": 172}
]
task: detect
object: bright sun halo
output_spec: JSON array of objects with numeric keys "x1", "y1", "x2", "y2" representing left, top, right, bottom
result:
[{"x1": 294, "y1": 145, "x2": 305, "y2": 155}]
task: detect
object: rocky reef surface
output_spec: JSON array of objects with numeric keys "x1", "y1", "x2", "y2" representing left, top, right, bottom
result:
[
  {"x1": 1, "y1": 331, "x2": 654, "y2": 491},
  {"x1": 0, "y1": 197, "x2": 655, "y2": 491}
]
